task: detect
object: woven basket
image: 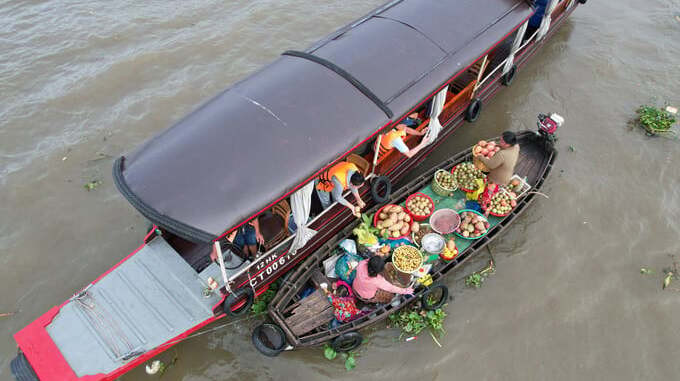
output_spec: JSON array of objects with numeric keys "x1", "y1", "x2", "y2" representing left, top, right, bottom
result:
[{"x1": 432, "y1": 169, "x2": 458, "y2": 197}]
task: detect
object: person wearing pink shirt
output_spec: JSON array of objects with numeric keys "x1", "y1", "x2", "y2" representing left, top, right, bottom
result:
[{"x1": 353, "y1": 256, "x2": 414, "y2": 303}]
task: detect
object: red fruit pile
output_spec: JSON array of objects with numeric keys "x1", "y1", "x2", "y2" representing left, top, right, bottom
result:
[{"x1": 473, "y1": 140, "x2": 500, "y2": 159}]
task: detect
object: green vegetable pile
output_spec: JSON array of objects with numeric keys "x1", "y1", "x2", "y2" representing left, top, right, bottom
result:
[{"x1": 353, "y1": 213, "x2": 379, "y2": 246}]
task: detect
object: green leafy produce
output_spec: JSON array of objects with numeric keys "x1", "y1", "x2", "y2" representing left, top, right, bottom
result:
[
  {"x1": 250, "y1": 280, "x2": 280, "y2": 316},
  {"x1": 637, "y1": 105, "x2": 676, "y2": 133},
  {"x1": 353, "y1": 214, "x2": 379, "y2": 246},
  {"x1": 323, "y1": 344, "x2": 337, "y2": 360}
]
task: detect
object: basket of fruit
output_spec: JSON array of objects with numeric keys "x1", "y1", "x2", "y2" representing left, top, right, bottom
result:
[
  {"x1": 432, "y1": 169, "x2": 458, "y2": 196},
  {"x1": 507, "y1": 175, "x2": 531, "y2": 199},
  {"x1": 451, "y1": 162, "x2": 487, "y2": 192},
  {"x1": 374, "y1": 204, "x2": 412, "y2": 240},
  {"x1": 439, "y1": 238, "x2": 458, "y2": 261},
  {"x1": 472, "y1": 140, "x2": 500, "y2": 172},
  {"x1": 454, "y1": 210, "x2": 490, "y2": 239},
  {"x1": 405, "y1": 193, "x2": 434, "y2": 221},
  {"x1": 483, "y1": 189, "x2": 517, "y2": 217},
  {"x1": 392, "y1": 245, "x2": 424, "y2": 274},
  {"x1": 429, "y1": 208, "x2": 461, "y2": 235}
]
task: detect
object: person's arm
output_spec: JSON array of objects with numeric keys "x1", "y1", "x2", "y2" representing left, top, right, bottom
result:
[
  {"x1": 251, "y1": 218, "x2": 264, "y2": 245},
  {"x1": 347, "y1": 170, "x2": 365, "y2": 209},
  {"x1": 403, "y1": 126, "x2": 428, "y2": 136},
  {"x1": 392, "y1": 136, "x2": 428, "y2": 159},
  {"x1": 478, "y1": 150, "x2": 505, "y2": 170},
  {"x1": 331, "y1": 177, "x2": 358, "y2": 215},
  {"x1": 373, "y1": 275, "x2": 414, "y2": 295}
]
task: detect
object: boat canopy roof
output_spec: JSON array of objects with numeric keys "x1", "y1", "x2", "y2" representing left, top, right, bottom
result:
[{"x1": 114, "y1": 0, "x2": 534, "y2": 243}]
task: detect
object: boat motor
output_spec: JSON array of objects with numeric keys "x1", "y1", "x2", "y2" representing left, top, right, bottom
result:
[{"x1": 536, "y1": 112, "x2": 563, "y2": 144}]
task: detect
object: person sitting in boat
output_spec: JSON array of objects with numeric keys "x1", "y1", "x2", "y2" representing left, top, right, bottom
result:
[
  {"x1": 209, "y1": 230, "x2": 238, "y2": 262},
  {"x1": 474, "y1": 131, "x2": 519, "y2": 186},
  {"x1": 316, "y1": 161, "x2": 366, "y2": 217},
  {"x1": 210, "y1": 219, "x2": 264, "y2": 261},
  {"x1": 353, "y1": 256, "x2": 414, "y2": 304},
  {"x1": 377, "y1": 112, "x2": 430, "y2": 159}
]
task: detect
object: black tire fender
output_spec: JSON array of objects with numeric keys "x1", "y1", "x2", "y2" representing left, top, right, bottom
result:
[
  {"x1": 252, "y1": 323, "x2": 287, "y2": 357},
  {"x1": 501, "y1": 64, "x2": 517, "y2": 86},
  {"x1": 578, "y1": 0, "x2": 587, "y2": 4},
  {"x1": 223, "y1": 287, "x2": 254, "y2": 317},
  {"x1": 331, "y1": 331, "x2": 363, "y2": 352},
  {"x1": 465, "y1": 98, "x2": 482, "y2": 123},
  {"x1": 421, "y1": 284, "x2": 449, "y2": 311},
  {"x1": 370, "y1": 176, "x2": 392, "y2": 204}
]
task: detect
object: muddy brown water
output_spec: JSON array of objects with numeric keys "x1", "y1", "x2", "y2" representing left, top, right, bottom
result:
[{"x1": 2, "y1": 1, "x2": 680, "y2": 380}]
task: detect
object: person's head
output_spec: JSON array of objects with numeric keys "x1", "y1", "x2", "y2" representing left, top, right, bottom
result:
[
  {"x1": 350, "y1": 172, "x2": 365, "y2": 187},
  {"x1": 500, "y1": 131, "x2": 517, "y2": 148},
  {"x1": 367, "y1": 255, "x2": 386, "y2": 277}
]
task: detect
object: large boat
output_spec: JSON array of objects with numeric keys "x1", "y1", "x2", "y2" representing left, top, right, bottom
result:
[{"x1": 11, "y1": 1, "x2": 584, "y2": 380}]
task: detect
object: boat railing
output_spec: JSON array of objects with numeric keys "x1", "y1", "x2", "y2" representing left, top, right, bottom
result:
[{"x1": 476, "y1": 27, "x2": 539, "y2": 91}]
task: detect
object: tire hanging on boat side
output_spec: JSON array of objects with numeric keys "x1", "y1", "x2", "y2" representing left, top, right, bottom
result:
[
  {"x1": 252, "y1": 323, "x2": 287, "y2": 357},
  {"x1": 465, "y1": 98, "x2": 482, "y2": 122},
  {"x1": 331, "y1": 331, "x2": 363, "y2": 352},
  {"x1": 578, "y1": 0, "x2": 587, "y2": 4},
  {"x1": 421, "y1": 284, "x2": 449, "y2": 311},
  {"x1": 223, "y1": 287, "x2": 254, "y2": 317},
  {"x1": 370, "y1": 176, "x2": 392, "y2": 204},
  {"x1": 501, "y1": 64, "x2": 517, "y2": 86}
]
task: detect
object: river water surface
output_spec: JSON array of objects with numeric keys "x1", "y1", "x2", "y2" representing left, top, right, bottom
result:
[{"x1": 2, "y1": 1, "x2": 680, "y2": 380}]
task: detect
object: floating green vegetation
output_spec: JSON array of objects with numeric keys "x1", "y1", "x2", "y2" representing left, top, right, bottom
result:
[
  {"x1": 250, "y1": 279, "x2": 280, "y2": 316},
  {"x1": 464, "y1": 259, "x2": 495, "y2": 288},
  {"x1": 388, "y1": 306, "x2": 447, "y2": 347},
  {"x1": 84, "y1": 180, "x2": 102, "y2": 191},
  {"x1": 640, "y1": 255, "x2": 680, "y2": 291},
  {"x1": 322, "y1": 344, "x2": 358, "y2": 371},
  {"x1": 636, "y1": 105, "x2": 676, "y2": 136}
]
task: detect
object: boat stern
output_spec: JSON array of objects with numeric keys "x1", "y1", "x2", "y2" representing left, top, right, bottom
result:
[{"x1": 12, "y1": 306, "x2": 100, "y2": 381}]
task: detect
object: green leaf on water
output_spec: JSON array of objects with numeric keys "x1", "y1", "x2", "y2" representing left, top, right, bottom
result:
[
  {"x1": 84, "y1": 180, "x2": 102, "y2": 191},
  {"x1": 344, "y1": 354, "x2": 356, "y2": 371},
  {"x1": 323, "y1": 344, "x2": 337, "y2": 361},
  {"x1": 663, "y1": 273, "x2": 673, "y2": 289},
  {"x1": 640, "y1": 268, "x2": 654, "y2": 275}
]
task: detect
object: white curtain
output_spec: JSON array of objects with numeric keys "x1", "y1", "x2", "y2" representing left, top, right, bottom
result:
[
  {"x1": 288, "y1": 181, "x2": 317, "y2": 255},
  {"x1": 503, "y1": 21, "x2": 528, "y2": 74},
  {"x1": 422, "y1": 86, "x2": 448, "y2": 145},
  {"x1": 537, "y1": 0, "x2": 559, "y2": 40}
]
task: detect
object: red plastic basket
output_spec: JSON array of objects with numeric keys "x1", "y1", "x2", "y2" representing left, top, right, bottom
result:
[
  {"x1": 451, "y1": 164, "x2": 487, "y2": 193},
  {"x1": 482, "y1": 189, "x2": 515, "y2": 217},
  {"x1": 373, "y1": 204, "x2": 411, "y2": 240},
  {"x1": 404, "y1": 192, "x2": 434, "y2": 222}
]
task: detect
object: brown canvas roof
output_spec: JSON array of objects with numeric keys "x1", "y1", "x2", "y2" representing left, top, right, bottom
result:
[{"x1": 114, "y1": 0, "x2": 534, "y2": 243}]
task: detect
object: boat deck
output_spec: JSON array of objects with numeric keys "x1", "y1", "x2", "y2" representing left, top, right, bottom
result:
[{"x1": 45, "y1": 237, "x2": 220, "y2": 377}]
